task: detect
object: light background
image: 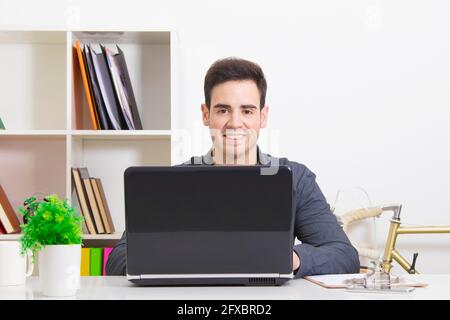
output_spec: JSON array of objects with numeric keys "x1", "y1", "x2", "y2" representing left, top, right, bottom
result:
[{"x1": 1, "y1": 0, "x2": 449, "y2": 273}]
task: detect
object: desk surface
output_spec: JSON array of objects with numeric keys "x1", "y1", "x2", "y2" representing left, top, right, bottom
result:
[{"x1": 1, "y1": 275, "x2": 449, "y2": 300}]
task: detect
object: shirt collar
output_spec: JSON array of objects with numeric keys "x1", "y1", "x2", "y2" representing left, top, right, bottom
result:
[{"x1": 202, "y1": 146, "x2": 271, "y2": 166}]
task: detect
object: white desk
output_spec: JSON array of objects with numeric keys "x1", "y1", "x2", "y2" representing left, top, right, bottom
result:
[{"x1": 1, "y1": 275, "x2": 449, "y2": 300}]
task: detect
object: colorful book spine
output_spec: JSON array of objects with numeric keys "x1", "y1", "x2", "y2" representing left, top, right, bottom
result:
[
  {"x1": 90, "y1": 247, "x2": 104, "y2": 276},
  {"x1": 80, "y1": 248, "x2": 91, "y2": 276},
  {"x1": 103, "y1": 247, "x2": 113, "y2": 275}
]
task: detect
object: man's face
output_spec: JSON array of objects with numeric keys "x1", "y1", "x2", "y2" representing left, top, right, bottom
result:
[{"x1": 201, "y1": 80, "x2": 268, "y2": 163}]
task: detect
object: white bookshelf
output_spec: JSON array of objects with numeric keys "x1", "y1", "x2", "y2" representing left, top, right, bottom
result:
[{"x1": 0, "y1": 29, "x2": 175, "y2": 247}]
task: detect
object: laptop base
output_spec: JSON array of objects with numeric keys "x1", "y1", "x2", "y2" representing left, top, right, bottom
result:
[{"x1": 128, "y1": 275, "x2": 292, "y2": 286}]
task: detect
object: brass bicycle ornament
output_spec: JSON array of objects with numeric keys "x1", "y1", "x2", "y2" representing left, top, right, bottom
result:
[{"x1": 336, "y1": 204, "x2": 450, "y2": 274}]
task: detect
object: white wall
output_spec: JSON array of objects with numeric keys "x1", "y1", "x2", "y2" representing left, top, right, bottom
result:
[{"x1": 2, "y1": 0, "x2": 450, "y2": 274}]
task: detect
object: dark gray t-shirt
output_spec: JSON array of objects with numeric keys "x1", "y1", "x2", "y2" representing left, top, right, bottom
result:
[{"x1": 105, "y1": 148, "x2": 360, "y2": 277}]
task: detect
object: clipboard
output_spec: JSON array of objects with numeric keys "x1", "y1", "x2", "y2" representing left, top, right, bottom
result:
[{"x1": 304, "y1": 273, "x2": 428, "y2": 289}]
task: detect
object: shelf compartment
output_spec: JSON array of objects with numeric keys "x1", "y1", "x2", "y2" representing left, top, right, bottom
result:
[
  {"x1": 0, "y1": 135, "x2": 66, "y2": 221},
  {"x1": 70, "y1": 136, "x2": 171, "y2": 232},
  {"x1": 71, "y1": 31, "x2": 171, "y2": 131},
  {"x1": 0, "y1": 31, "x2": 66, "y2": 130}
]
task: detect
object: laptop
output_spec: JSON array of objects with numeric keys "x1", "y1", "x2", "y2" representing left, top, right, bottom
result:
[{"x1": 124, "y1": 165, "x2": 295, "y2": 286}]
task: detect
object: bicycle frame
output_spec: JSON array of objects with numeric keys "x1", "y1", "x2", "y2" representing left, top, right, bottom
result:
[{"x1": 381, "y1": 205, "x2": 450, "y2": 274}]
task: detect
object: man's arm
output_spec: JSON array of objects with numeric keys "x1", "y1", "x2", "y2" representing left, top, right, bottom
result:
[
  {"x1": 291, "y1": 164, "x2": 360, "y2": 278},
  {"x1": 105, "y1": 231, "x2": 127, "y2": 275}
]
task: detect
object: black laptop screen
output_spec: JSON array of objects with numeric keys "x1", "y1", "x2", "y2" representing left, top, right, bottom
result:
[{"x1": 125, "y1": 166, "x2": 293, "y2": 232}]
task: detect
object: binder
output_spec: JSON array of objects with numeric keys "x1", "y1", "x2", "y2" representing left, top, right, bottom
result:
[
  {"x1": 104, "y1": 45, "x2": 143, "y2": 130},
  {"x1": 89, "y1": 44, "x2": 126, "y2": 130},
  {"x1": 81, "y1": 248, "x2": 91, "y2": 276},
  {"x1": 103, "y1": 247, "x2": 113, "y2": 276},
  {"x1": 74, "y1": 40, "x2": 100, "y2": 130},
  {"x1": 90, "y1": 248, "x2": 104, "y2": 276},
  {"x1": 84, "y1": 44, "x2": 111, "y2": 130},
  {"x1": 104, "y1": 46, "x2": 135, "y2": 130}
]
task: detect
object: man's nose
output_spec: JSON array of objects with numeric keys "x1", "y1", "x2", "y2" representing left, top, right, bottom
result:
[{"x1": 227, "y1": 111, "x2": 243, "y2": 128}]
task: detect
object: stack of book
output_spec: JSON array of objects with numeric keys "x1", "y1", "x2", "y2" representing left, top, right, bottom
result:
[
  {"x1": 75, "y1": 40, "x2": 143, "y2": 130},
  {"x1": 71, "y1": 167, "x2": 115, "y2": 234},
  {"x1": 81, "y1": 247, "x2": 113, "y2": 276},
  {"x1": 0, "y1": 184, "x2": 21, "y2": 234}
]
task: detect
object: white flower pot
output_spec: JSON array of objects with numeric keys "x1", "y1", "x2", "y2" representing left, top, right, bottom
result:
[{"x1": 38, "y1": 244, "x2": 81, "y2": 297}]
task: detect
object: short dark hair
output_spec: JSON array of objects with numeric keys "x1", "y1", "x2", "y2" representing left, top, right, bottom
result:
[{"x1": 204, "y1": 57, "x2": 267, "y2": 109}]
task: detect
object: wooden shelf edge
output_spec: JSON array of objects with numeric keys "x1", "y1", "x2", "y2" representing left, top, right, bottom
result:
[
  {"x1": 70, "y1": 129, "x2": 171, "y2": 135},
  {"x1": 0, "y1": 232, "x2": 123, "y2": 241},
  {"x1": 81, "y1": 232, "x2": 124, "y2": 240},
  {"x1": 0, "y1": 234, "x2": 22, "y2": 240},
  {"x1": 0, "y1": 130, "x2": 67, "y2": 136}
]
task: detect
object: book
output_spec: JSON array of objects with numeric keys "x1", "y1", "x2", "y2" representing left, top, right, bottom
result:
[
  {"x1": 80, "y1": 215, "x2": 88, "y2": 234},
  {"x1": 84, "y1": 44, "x2": 111, "y2": 130},
  {"x1": 80, "y1": 248, "x2": 91, "y2": 276},
  {"x1": 75, "y1": 40, "x2": 100, "y2": 130},
  {"x1": 0, "y1": 184, "x2": 21, "y2": 234},
  {"x1": 304, "y1": 273, "x2": 428, "y2": 289},
  {"x1": 71, "y1": 168, "x2": 97, "y2": 234},
  {"x1": 90, "y1": 247, "x2": 104, "y2": 276},
  {"x1": 0, "y1": 221, "x2": 6, "y2": 234},
  {"x1": 91, "y1": 178, "x2": 115, "y2": 234},
  {"x1": 90, "y1": 44, "x2": 126, "y2": 130},
  {"x1": 106, "y1": 45, "x2": 143, "y2": 130},
  {"x1": 103, "y1": 247, "x2": 113, "y2": 275},
  {"x1": 78, "y1": 168, "x2": 105, "y2": 234},
  {"x1": 0, "y1": 117, "x2": 5, "y2": 129}
]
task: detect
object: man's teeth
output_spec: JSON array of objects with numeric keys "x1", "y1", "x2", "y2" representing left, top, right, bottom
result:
[{"x1": 224, "y1": 133, "x2": 247, "y2": 137}]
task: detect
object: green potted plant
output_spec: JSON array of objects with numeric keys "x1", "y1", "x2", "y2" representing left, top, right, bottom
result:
[{"x1": 19, "y1": 194, "x2": 84, "y2": 297}]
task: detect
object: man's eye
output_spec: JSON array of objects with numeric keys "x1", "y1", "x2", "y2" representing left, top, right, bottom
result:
[
  {"x1": 218, "y1": 109, "x2": 227, "y2": 114},
  {"x1": 244, "y1": 110, "x2": 253, "y2": 115}
]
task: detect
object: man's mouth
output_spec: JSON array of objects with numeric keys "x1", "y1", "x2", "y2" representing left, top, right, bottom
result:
[{"x1": 223, "y1": 132, "x2": 248, "y2": 144}]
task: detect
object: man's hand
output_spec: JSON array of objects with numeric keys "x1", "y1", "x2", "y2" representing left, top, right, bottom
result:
[{"x1": 293, "y1": 251, "x2": 300, "y2": 272}]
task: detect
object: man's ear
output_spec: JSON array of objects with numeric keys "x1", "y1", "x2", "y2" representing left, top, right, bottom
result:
[
  {"x1": 260, "y1": 105, "x2": 269, "y2": 128},
  {"x1": 201, "y1": 104, "x2": 210, "y2": 126}
]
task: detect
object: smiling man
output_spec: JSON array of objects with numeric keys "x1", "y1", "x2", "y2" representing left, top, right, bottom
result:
[
  {"x1": 106, "y1": 57, "x2": 360, "y2": 277},
  {"x1": 202, "y1": 78, "x2": 266, "y2": 166}
]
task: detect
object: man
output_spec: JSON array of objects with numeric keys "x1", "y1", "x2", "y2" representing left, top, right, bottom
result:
[{"x1": 106, "y1": 57, "x2": 360, "y2": 277}]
